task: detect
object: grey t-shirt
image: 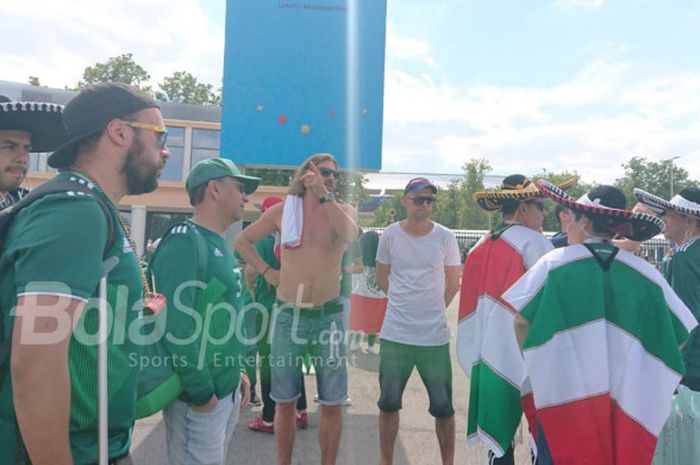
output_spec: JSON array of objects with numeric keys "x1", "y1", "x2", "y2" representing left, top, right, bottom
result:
[{"x1": 376, "y1": 221, "x2": 461, "y2": 346}]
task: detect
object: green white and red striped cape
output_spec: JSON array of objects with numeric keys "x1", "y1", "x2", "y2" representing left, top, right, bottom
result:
[
  {"x1": 503, "y1": 242, "x2": 697, "y2": 465},
  {"x1": 457, "y1": 223, "x2": 553, "y2": 456}
]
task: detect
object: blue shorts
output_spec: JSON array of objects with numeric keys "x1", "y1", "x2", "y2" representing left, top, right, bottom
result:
[{"x1": 270, "y1": 299, "x2": 348, "y2": 406}]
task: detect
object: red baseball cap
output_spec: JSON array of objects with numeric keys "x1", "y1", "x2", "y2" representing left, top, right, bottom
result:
[{"x1": 258, "y1": 196, "x2": 284, "y2": 212}]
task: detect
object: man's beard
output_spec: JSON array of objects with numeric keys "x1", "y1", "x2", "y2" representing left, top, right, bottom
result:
[{"x1": 123, "y1": 139, "x2": 160, "y2": 195}]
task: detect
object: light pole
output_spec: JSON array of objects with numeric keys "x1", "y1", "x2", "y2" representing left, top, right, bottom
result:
[{"x1": 664, "y1": 156, "x2": 681, "y2": 198}]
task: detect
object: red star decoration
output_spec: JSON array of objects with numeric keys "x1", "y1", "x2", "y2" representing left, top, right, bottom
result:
[
  {"x1": 278, "y1": 115, "x2": 288, "y2": 124},
  {"x1": 328, "y1": 110, "x2": 335, "y2": 117}
]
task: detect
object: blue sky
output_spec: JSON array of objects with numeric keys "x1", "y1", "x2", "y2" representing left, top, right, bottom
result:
[{"x1": 1, "y1": 0, "x2": 699, "y2": 184}]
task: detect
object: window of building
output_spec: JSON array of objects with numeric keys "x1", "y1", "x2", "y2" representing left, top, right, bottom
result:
[
  {"x1": 190, "y1": 128, "x2": 220, "y2": 167},
  {"x1": 161, "y1": 126, "x2": 185, "y2": 181},
  {"x1": 28, "y1": 153, "x2": 40, "y2": 172}
]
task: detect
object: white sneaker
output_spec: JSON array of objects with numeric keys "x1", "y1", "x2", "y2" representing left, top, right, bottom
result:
[{"x1": 366, "y1": 346, "x2": 376, "y2": 354}]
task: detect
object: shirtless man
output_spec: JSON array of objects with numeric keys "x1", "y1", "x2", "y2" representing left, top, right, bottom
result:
[{"x1": 235, "y1": 153, "x2": 358, "y2": 465}]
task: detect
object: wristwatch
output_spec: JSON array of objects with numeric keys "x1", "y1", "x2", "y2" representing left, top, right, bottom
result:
[{"x1": 319, "y1": 191, "x2": 336, "y2": 203}]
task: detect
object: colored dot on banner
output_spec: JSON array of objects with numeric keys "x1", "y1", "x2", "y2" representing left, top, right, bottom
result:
[
  {"x1": 300, "y1": 124, "x2": 311, "y2": 135},
  {"x1": 278, "y1": 115, "x2": 288, "y2": 124},
  {"x1": 257, "y1": 104, "x2": 265, "y2": 112},
  {"x1": 328, "y1": 110, "x2": 335, "y2": 117}
]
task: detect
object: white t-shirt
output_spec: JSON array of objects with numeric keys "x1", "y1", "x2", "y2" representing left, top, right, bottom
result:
[{"x1": 376, "y1": 221, "x2": 461, "y2": 346}]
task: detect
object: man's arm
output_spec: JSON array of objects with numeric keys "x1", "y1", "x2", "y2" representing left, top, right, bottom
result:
[
  {"x1": 234, "y1": 206, "x2": 281, "y2": 287},
  {"x1": 514, "y1": 314, "x2": 531, "y2": 349},
  {"x1": 12, "y1": 295, "x2": 84, "y2": 465},
  {"x1": 444, "y1": 265, "x2": 461, "y2": 308},
  {"x1": 303, "y1": 163, "x2": 358, "y2": 243},
  {"x1": 376, "y1": 262, "x2": 390, "y2": 295}
]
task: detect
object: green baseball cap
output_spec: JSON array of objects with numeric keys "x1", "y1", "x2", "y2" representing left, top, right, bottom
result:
[{"x1": 186, "y1": 158, "x2": 260, "y2": 195}]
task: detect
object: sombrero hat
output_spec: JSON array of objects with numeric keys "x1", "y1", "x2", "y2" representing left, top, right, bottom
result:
[
  {"x1": 0, "y1": 96, "x2": 66, "y2": 152},
  {"x1": 634, "y1": 188, "x2": 700, "y2": 220},
  {"x1": 537, "y1": 180, "x2": 663, "y2": 241},
  {"x1": 473, "y1": 174, "x2": 576, "y2": 212}
]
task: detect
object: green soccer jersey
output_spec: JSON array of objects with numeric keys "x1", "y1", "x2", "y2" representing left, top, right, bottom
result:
[
  {"x1": 665, "y1": 237, "x2": 700, "y2": 378},
  {"x1": 0, "y1": 171, "x2": 143, "y2": 464},
  {"x1": 150, "y1": 219, "x2": 245, "y2": 405}
]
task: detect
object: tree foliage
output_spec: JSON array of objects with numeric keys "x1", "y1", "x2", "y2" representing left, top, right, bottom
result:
[
  {"x1": 614, "y1": 156, "x2": 698, "y2": 206},
  {"x1": 76, "y1": 53, "x2": 152, "y2": 92},
  {"x1": 28, "y1": 76, "x2": 41, "y2": 86},
  {"x1": 156, "y1": 71, "x2": 221, "y2": 105}
]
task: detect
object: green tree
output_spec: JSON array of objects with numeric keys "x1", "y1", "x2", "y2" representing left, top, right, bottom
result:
[
  {"x1": 460, "y1": 158, "x2": 492, "y2": 229},
  {"x1": 156, "y1": 71, "x2": 220, "y2": 105},
  {"x1": 614, "y1": 156, "x2": 698, "y2": 206},
  {"x1": 336, "y1": 170, "x2": 369, "y2": 206},
  {"x1": 363, "y1": 194, "x2": 406, "y2": 227},
  {"x1": 28, "y1": 76, "x2": 41, "y2": 86},
  {"x1": 76, "y1": 53, "x2": 151, "y2": 92}
]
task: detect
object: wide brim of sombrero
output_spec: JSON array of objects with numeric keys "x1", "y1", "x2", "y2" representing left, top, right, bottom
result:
[
  {"x1": 537, "y1": 180, "x2": 664, "y2": 241},
  {"x1": 634, "y1": 188, "x2": 700, "y2": 220},
  {"x1": 473, "y1": 178, "x2": 577, "y2": 212},
  {"x1": 0, "y1": 101, "x2": 66, "y2": 152}
]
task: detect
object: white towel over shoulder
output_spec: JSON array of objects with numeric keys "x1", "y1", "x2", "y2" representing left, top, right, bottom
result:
[{"x1": 280, "y1": 195, "x2": 303, "y2": 249}]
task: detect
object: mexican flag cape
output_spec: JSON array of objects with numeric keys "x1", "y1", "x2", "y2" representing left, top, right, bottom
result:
[
  {"x1": 457, "y1": 223, "x2": 553, "y2": 456},
  {"x1": 350, "y1": 266, "x2": 388, "y2": 333},
  {"x1": 503, "y1": 242, "x2": 697, "y2": 465}
]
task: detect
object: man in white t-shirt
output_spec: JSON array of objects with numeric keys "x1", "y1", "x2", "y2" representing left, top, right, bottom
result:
[{"x1": 375, "y1": 177, "x2": 462, "y2": 465}]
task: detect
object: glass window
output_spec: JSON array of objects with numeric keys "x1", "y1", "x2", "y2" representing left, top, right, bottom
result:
[
  {"x1": 28, "y1": 153, "x2": 41, "y2": 172},
  {"x1": 192, "y1": 128, "x2": 220, "y2": 150},
  {"x1": 190, "y1": 148, "x2": 219, "y2": 167},
  {"x1": 161, "y1": 127, "x2": 185, "y2": 181}
]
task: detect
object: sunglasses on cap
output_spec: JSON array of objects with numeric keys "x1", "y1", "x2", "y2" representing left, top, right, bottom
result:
[
  {"x1": 124, "y1": 121, "x2": 168, "y2": 150},
  {"x1": 410, "y1": 196, "x2": 436, "y2": 206},
  {"x1": 319, "y1": 167, "x2": 339, "y2": 178}
]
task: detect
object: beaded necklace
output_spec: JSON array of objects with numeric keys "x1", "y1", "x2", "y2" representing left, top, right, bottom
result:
[{"x1": 70, "y1": 169, "x2": 167, "y2": 314}]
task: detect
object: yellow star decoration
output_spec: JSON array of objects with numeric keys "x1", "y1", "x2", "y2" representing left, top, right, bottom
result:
[
  {"x1": 257, "y1": 104, "x2": 265, "y2": 112},
  {"x1": 300, "y1": 124, "x2": 311, "y2": 135}
]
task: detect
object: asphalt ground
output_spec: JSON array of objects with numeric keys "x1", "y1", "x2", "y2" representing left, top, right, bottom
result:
[{"x1": 129, "y1": 298, "x2": 533, "y2": 465}]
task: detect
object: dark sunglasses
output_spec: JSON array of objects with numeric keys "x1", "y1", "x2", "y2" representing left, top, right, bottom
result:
[
  {"x1": 319, "y1": 167, "x2": 339, "y2": 178},
  {"x1": 411, "y1": 196, "x2": 436, "y2": 206},
  {"x1": 124, "y1": 121, "x2": 169, "y2": 150}
]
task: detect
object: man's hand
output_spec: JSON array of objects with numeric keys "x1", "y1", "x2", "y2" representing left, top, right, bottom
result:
[
  {"x1": 263, "y1": 268, "x2": 280, "y2": 288},
  {"x1": 191, "y1": 394, "x2": 218, "y2": 413},
  {"x1": 239, "y1": 372, "x2": 251, "y2": 411},
  {"x1": 301, "y1": 163, "x2": 329, "y2": 198}
]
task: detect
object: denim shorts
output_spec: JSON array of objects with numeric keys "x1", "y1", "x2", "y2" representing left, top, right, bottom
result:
[
  {"x1": 377, "y1": 339, "x2": 454, "y2": 418},
  {"x1": 270, "y1": 299, "x2": 348, "y2": 405}
]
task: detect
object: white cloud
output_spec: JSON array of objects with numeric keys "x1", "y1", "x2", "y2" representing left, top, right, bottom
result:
[
  {"x1": 0, "y1": 0, "x2": 225, "y2": 89},
  {"x1": 381, "y1": 54, "x2": 700, "y2": 184},
  {"x1": 385, "y1": 22, "x2": 439, "y2": 69}
]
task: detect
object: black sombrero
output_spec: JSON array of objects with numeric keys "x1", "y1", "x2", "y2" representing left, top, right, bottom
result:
[
  {"x1": 473, "y1": 175, "x2": 576, "y2": 212},
  {"x1": 634, "y1": 188, "x2": 700, "y2": 220},
  {"x1": 537, "y1": 180, "x2": 663, "y2": 241},
  {"x1": 0, "y1": 96, "x2": 66, "y2": 152}
]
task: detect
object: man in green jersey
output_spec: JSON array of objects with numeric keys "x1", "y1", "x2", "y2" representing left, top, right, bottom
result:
[
  {"x1": 635, "y1": 187, "x2": 700, "y2": 390},
  {"x1": 150, "y1": 158, "x2": 259, "y2": 465},
  {"x1": 0, "y1": 82, "x2": 169, "y2": 464}
]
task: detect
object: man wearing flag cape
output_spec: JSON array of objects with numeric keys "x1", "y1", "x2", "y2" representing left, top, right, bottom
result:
[
  {"x1": 503, "y1": 182, "x2": 696, "y2": 465},
  {"x1": 457, "y1": 174, "x2": 575, "y2": 464}
]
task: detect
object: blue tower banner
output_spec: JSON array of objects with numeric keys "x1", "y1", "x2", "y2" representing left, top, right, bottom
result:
[{"x1": 221, "y1": 0, "x2": 387, "y2": 170}]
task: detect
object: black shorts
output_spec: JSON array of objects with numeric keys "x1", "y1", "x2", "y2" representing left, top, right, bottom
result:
[{"x1": 377, "y1": 339, "x2": 454, "y2": 418}]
